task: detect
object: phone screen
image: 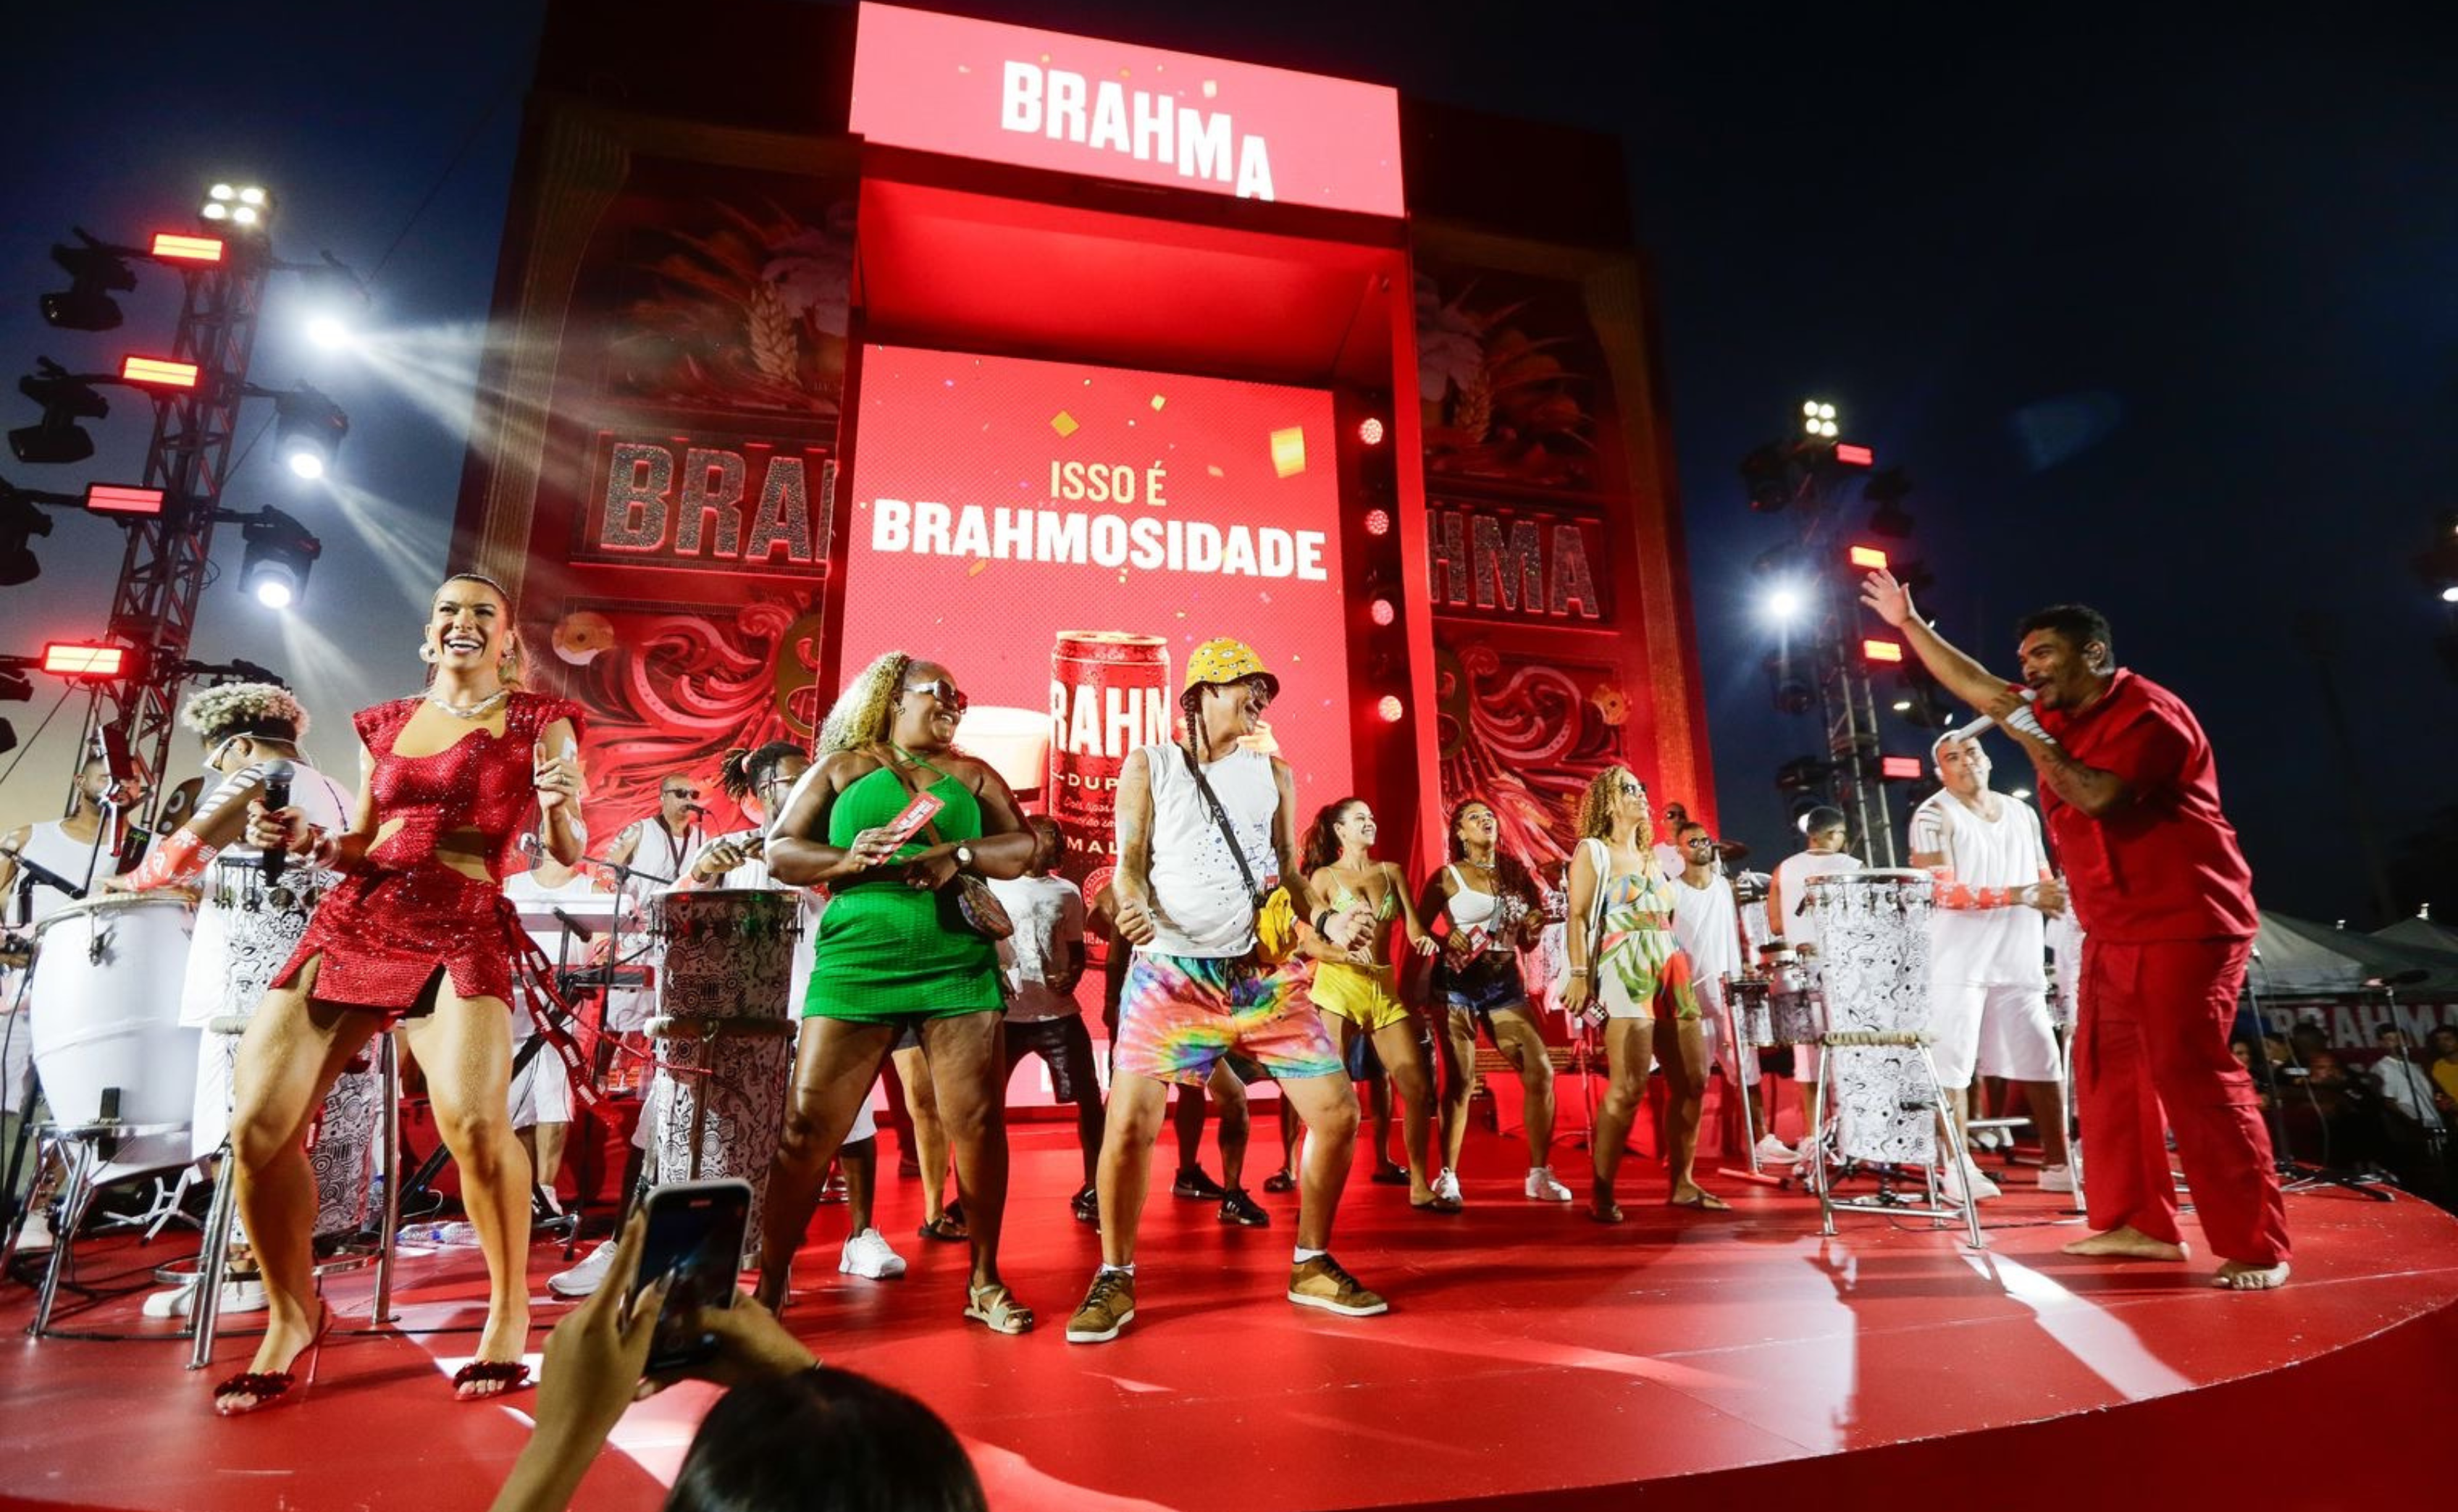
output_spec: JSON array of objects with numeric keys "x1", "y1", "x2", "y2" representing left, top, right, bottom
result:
[{"x1": 628, "y1": 1179, "x2": 750, "y2": 1373}]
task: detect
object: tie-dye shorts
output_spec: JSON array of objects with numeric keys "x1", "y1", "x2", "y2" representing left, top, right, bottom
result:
[{"x1": 1112, "y1": 952, "x2": 1343, "y2": 1087}]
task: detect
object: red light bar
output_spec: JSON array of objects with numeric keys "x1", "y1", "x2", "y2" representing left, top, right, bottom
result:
[
  {"x1": 1848, "y1": 545, "x2": 1889, "y2": 570},
  {"x1": 1862, "y1": 638, "x2": 1905, "y2": 663},
  {"x1": 1880, "y1": 755, "x2": 1924, "y2": 780},
  {"x1": 1834, "y1": 443, "x2": 1874, "y2": 466},
  {"x1": 150, "y1": 233, "x2": 225, "y2": 264},
  {"x1": 85, "y1": 484, "x2": 166, "y2": 516},
  {"x1": 41, "y1": 643, "x2": 127, "y2": 679},
  {"x1": 120, "y1": 356, "x2": 199, "y2": 388}
]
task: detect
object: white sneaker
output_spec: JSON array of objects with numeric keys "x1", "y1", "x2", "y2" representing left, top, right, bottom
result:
[
  {"x1": 2037, "y1": 1164, "x2": 2077, "y2": 1194},
  {"x1": 1433, "y1": 1168, "x2": 1463, "y2": 1205},
  {"x1": 1753, "y1": 1134, "x2": 1798, "y2": 1164},
  {"x1": 140, "y1": 1277, "x2": 269, "y2": 1319},
  {"x1": 1971, "y1": 1127, "x2": 2008, "y2": 1153},
  {"x1": 548, "y1": 1239, "x2": 617, "y2": 1298},
  {"x1": 839, "y1": 1227, "x2": 907, "y2": 1280},
  {"x1": 1939, "y1": 1160, "x2": 2002, "y2": 1203},
  {"x1": 1523, "y1": 1166, "x2": 1574, "y2": 1202}
]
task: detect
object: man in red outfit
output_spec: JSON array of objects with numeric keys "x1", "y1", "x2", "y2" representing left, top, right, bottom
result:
[{"x1": 1861, "y1": 573, "x2": 2291, "y2": 1290}]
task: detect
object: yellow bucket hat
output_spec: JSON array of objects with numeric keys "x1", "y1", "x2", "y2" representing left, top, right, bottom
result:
[{"x1": 1183, "y1": 637, "x2": 1280, "y2": 699}]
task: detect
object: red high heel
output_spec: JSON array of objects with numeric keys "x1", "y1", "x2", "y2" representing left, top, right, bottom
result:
[
  {"x1": 212, "y1": 1302, "x2": 332, "y2": 1416},
  {"x1": 452, "y1": 1358, "x2": 534, "y2": 1401}
]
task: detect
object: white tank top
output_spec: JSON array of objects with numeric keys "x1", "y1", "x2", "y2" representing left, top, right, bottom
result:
[
  {"x1": 7, "y1": 819, "x2": 102, "y2": 926},
  {"x1": 1140, "y1": 741, "x2": 1279, "y2": 959},
  {"x1": 1910, "y1": 790, "x2": 2050, "y2": 986},
  {"x1": 1442, "y1": 865, "x2": 1502, "y2": 932}
]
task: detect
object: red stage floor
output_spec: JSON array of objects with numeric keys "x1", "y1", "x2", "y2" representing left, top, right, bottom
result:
[{"x1": 5, "y1": 1125, "x2": 2457, "y2": 1512}]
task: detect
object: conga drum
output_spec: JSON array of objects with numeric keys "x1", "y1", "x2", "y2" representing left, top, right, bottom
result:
[
  {"x1": 1803, "y1": 870, "x2": 1936, "y2": 1166},
  {"x1": 646, "y1": 889, "x2": 802, "y2": 1257},
  {"x1": 29, "y1": 894, "x2": 198, "y2": 1183}
]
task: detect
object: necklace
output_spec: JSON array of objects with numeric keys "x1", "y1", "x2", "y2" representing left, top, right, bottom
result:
[{"x1": 425, "y1": 687, "x2": 508, "y2": 720}]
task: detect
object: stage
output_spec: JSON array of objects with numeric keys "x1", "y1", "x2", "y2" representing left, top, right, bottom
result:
[{"x1": 4, "y1": 1124, "x2": 2455, "y2": 1512}]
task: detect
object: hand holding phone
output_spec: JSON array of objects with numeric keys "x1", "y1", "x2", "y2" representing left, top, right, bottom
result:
[{"x1": 628, "y1": 1179, "x2": 752, "y2": 1374}]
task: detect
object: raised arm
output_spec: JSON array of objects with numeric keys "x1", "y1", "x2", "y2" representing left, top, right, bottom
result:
[
  {"x1": 534, "y1": 716, "x2": 587, "y2": 866},
  {"x1": 1861, "y1": 569, "x2": 2016, "y2": 716}
]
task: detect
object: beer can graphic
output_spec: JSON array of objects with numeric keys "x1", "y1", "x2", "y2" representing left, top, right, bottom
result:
[{"x1": 1049, "y1": 631, "x2": 1172, "y2": 901}]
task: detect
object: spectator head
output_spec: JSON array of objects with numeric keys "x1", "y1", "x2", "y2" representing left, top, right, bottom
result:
[
  {"x1": 666, "y1": 1366, "x2": 986, "y2": 1512},
  {"x1": 2430, "y1": 1026, "x2": 2458, "y2": 1059},
  {"x1": 1026, "y1": 815, "x2": 1065, "y2": 873},
  {"x1": 2228, "y1": 1039, "x2": 2253, "y2": 1070}
]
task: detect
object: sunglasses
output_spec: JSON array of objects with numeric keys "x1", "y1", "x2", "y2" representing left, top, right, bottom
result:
[
  {"x1": 906, "y1": 679, "x2": 970, "y2": 713},
  {"x1": 664, "y1": 787, "x2": 700, "y2": 800}
]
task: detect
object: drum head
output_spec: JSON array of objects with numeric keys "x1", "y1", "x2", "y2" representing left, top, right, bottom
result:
[{"x1": 31, "y1": 891, "x2": 194, "y2": 936}]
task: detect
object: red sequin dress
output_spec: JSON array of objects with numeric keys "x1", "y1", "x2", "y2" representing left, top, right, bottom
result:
[{"x1": 274, "y1": 691, "x2": 587, "y2": 1015}]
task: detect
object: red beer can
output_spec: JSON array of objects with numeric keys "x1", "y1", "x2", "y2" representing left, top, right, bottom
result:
[{"x1": 1049, "y1": 631, "x2": 1171, "y2": 903}]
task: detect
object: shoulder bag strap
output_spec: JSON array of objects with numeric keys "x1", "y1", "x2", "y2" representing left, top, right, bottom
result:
[
  {"x1": 1178, "y1": 744, "x2": 1266, "y2": 915},
  {"x1": 875, "y1": 744, "x2": 953, "y2": 852}
]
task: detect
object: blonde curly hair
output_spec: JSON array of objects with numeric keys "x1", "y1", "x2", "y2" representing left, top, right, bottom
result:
[
  {"x1": 817, "y1": 651, "x2": 914, "y2": 755},
  {"x1": 179, "y1": 681, "x2": 309, "y2": 745},
  {"x1": 1574, "y1": 765, "x2": 1650, "y2": 847}
]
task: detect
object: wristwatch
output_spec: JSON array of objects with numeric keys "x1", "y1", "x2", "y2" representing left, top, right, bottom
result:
[{"x1": 954, "y1": 844, "x2": 976, "y2": 870}]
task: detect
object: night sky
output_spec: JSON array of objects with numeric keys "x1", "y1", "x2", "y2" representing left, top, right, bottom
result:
[{"x1": 5, "y1": 1, "x2": 2454, "y2": 925}]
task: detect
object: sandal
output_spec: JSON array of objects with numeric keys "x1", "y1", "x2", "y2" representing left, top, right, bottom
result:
[
  {"x1": 1369, "y1": 1164, "x2": 1411, "y2": 1186},
  {"x1": 1668, "y1": 1189, "x2": 1732, "y2": 1212},
  {"x1": 452, "y1": 1358, "x2": 534, "y2": 1401},
  {"x1": 213, "y1": 1303, "x2": 332, "y2": 1417},
  {"x1": 963, "y1": 1282, "x2": 1035, "y2": 1335},
  {"x1": 918, "y1": 1214, "x2": 969, "y2": 1243},
  {"x1": 1262, "y1": 1170, "x2": 1297, "y2": 1194}
]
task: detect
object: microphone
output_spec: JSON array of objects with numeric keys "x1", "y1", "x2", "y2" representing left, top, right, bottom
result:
[
  {"x1": 260, "y1": 760, "x2": 295, "y2": 884},
  {"x1": 550, "y1": 906, "x2": 597, "y2": 941},
  {"x1": 519, "y1": 832, "x2": 542, "y2": 861},
  {"x1": 684, "y1": 802, "x2": 709, "y2": 818},
  {"x1": 5, "y1": 851, "x2": 86, "y2": 901},
  {"x1": 1948, "y1": 689, "x2": 2044, "y2": 744}
]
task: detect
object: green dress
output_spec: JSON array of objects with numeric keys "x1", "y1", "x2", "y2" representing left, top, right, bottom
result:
[{"x1": 804, "y1": 757, "x2": 1004, "y2": 1021}]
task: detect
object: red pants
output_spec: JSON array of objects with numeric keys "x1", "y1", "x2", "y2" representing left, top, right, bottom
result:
[{"x1": 2076, "y1": 937, "x2": 2289, "y2": 1265}]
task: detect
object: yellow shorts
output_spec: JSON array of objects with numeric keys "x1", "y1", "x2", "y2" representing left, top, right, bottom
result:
[{"x1": 1313, "y1": 962, "x2": 1410, "y2": 1032}]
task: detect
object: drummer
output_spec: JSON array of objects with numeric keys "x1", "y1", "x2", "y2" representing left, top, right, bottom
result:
[
  {"x1": 106, "y1": 683, "x2": 356, "y2": 1316},
  {"x1": 1761, "y1": 807, "x2": 1863, "y2": 1156}
]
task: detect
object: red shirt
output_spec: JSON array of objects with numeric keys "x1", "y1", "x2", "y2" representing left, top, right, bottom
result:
[{"x1": 2031, "y1": 668, "x2": 2257, "y2": 944}]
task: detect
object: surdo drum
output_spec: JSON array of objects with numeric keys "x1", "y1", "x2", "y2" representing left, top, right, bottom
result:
[
  {"x1": 645, "y1": 889, "x2": 802, "y2": 1256},
  {"x1": 28, "y1": 894, "x2": 198, "y2": 1182}
]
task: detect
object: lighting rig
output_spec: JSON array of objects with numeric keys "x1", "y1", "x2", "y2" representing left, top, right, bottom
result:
[{"x1": 2, "y1": 183, "x2": 365, "y2": 812}]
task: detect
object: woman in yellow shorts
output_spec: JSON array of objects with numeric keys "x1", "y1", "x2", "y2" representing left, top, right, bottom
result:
[{"x1": 1301, "y1": 799, "x2": 1450, "y2": 1211}]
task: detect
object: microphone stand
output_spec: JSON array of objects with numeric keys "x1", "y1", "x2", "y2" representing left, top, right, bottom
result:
[{"x1": 2245, "y1": 956, "x2": 2392, "y2": 1201}]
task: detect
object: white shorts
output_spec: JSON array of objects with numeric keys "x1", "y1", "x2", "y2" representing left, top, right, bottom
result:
[
  {"x1": 1929, "y1": 979, "x2": 2061, "y2": 1088},
  {"x1": 508, "y1": 1033, "x2": 576, "y2": 1130}
]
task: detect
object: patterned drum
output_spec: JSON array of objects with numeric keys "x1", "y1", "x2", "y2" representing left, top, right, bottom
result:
[
  {"x1": 1759, "y1": 949, "x2": 1824, "y2": 1045},
  {"x1": 1046, "y1": 631, "x2": 1171, "y2": 902},
  {"x1": 1804, "y1": 870, "x2": 1936, "y2": 1165},
  {"x1": 29, "y1": 894, "x2": 197, "y2": 1183},
  {"x1": 646, "y1": 889, "x2": 802, "y2": 1254},
  {"x1": 1723, "y1": 974, "x2": 1774, "y2": 1046}
]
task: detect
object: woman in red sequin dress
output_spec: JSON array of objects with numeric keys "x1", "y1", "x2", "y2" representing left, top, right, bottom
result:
[{"x1": 213, "y1": 574, "x2": 588, "y2": 1414}]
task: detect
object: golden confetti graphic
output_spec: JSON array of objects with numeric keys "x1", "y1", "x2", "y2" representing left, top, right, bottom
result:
[
  {"x1": 1202, "y1": 79, "x2": 1219, "y2": 98},
  {"x1": 1207, "y1": 464, "x2": 1225, "y2": 478},
  {"x1": 1051, "y1": 411, "x2": 1080, "y2": 437},
  {"x1": 1269, "y1": 427, "x2": 1307, "y2": 479},
  {"x1": 1150, "y1": 394, "x2": 1167, "y2": 411},
  {"x1": 968, "y1": 558, "x2": 989, "y2": 576}
]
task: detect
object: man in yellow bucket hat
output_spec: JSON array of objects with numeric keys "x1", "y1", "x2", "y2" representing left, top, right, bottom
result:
[{"x1": 1065, "y1": 637, "x2": 1387, "y2": 1341}]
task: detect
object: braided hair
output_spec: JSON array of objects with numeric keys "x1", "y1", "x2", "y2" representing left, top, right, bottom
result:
[{"x1": 718, "y1": 740, "x2": 808, "y2": 803}]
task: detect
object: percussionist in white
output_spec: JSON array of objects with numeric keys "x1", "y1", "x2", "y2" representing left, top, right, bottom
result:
[{"x1": 1906, "y1": 732, "x2": 2073, "y2": 1201}]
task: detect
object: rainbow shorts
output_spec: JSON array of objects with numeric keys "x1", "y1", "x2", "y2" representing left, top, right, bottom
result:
[{"x1": 1112, "y1": 952, "x2": 1343, "y2": 1088}]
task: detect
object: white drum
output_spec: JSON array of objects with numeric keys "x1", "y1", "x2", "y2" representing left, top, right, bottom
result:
[
  {"x1": 1803, "y1": 870, "x2": 1935, "y2": 1165},
  {"x1": 29, "y1": 894, "x2": 199, "y2": 1180}
]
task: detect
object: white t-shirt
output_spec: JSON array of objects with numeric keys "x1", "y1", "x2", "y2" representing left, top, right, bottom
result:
[
  {"x1": 503, "y1": 869, "x2": 606, "y2": 1036},
  {"x1": 1140, "y1": 742, "x2": 1279, "y2": 959},
  {"x1": 1667, "y1": 871, "x2": 1745, "y2": 981},
  {"x1": 988, "y1": 873, "x2": 1086, "y2": 1022},
  {"x1": 1651, "y1": 841, "x2": 1687, "y2": 881},
  {"x1": 1909, "y1": 790, "x2": 2049, "y2": 986},
  {"x1": 1773, "y1": 849, "x2": 1863, "y2": 954}
]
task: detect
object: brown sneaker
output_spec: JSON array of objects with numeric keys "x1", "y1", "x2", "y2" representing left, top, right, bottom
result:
[
  {"x1": 1065, "y1": 1269, "x2": 1137, "y2": 1344},
  {"x1": 1288, "y1": 1254, "x2": 1388, "y2": 1317}
]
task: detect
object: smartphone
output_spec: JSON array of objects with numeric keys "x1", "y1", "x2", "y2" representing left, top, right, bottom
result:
[{"x1": 628, "y1": 1178, "x2": 751, "y2": 1374}]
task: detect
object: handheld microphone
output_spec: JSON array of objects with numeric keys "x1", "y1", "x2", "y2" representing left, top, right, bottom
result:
[
  {"x1": 260, "y1": 760, "x2": 295, "y2": 883},
  {"x1": 519, "y1": 832, "x2": 542, "y2": 860},
  {"x1": 684, "y1": 802, "x2": 710, "y2": 818}
]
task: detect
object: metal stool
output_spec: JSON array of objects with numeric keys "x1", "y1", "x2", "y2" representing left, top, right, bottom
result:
[
  {"x1": 1804, "y1": 1026, "x2": 1985, "y2": 1248},
  {"x1": 14, "y1": 1118, "x2": 191, "y2": 1337},
  {"x1": 186, "y1": 1030, "x2": 400, "y2": 1369}
]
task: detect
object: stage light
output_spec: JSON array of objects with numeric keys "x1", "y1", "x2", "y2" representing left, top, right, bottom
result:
[
  {"x1": 240, "y1": 508, "x2": 322, "y2": 609},
  {"x1": 1863, "y1": 637, "x2": 1904, "y2": 663},
  {"x1": 1775, "y1": 755, "x2": 1833, "y2": 794},
  {"x1": 1363, "y1": 508, "x2": 1391, "y2": 537},
  {"x1": 1764, "y1": 652, "x2": 1813, "y2": 715},
  {"x1": 1764, "y1": 584, "x2": 1804, "y2": 622},
  {"x1": 1, "y1": 487, "x2": 53, "y2": 585},
  {"x1": 2444, "y1": 586, "x2": 2458, "y2": 605},
  {"x1": 1376, "y1": 695, "x2": 1404, "y2": 723},
  {"x1": 202, "y1": 203, "x2": 229, "y2": 222},
  {"x1": 2010, "y1": 787, "x2": 2033, "y2": 800},
  {"x1": 1369, "y1": 597, "x2": 1396, "y2": 626},
  {"x1": 150, "y1": 232, "x2": 223, "y2": 264},
  {"x1": 1740, "y1": 443, "x2": 1792, "y2": 512},
  {"x1": 1802, "y1": 401, "x2": 1839, "y2": 440},
  {"x1": 121, "y1": 355, "x2": 201, "y2": 390},
  {"x1": 274, "y1": 383, "x2": 348, "y2": 481},
  {"x1": 305, "y1": 314, "x2": 351, "y2": 351},
  {"x1": 1880, "y1": 755, "x2": 1924, "y2": 780},
  {"x1": 1892, "y1": 697, "x2": 1912, "y2": 713},
  {"x1": 84, "y1": 483, "x2": 165, "y2": 516},
  {"x1": 1848, "y1": 545, "x2": 1889, "y2": 570},
  {"x1": 1357, "y1": 416, "x2": 1385, "y2": 446},
  {"x1": 204, "y1": 183, "x2": 273, "y2": 233},
  {"x1": 40, "y1": 232, "x2": 138, "y2": 332},
  {"x1": 41, "y1": 642, "x2": 130, "y2": 679},
  {"x1": 11, "y1": 359, "x2": 108, "y2": 466},
  {"x1": 1834, "y1": 442, "x2": 1874, "y2": 467}
]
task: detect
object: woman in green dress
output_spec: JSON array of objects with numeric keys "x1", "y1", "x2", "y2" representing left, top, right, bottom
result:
[{"x1": 755, "y1": 652, "x2": 1040, "y2": 1333}]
